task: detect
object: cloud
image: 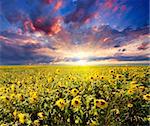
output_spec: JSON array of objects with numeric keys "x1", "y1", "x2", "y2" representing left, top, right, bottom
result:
[
  {"x1": 0, "y1": 40, "x2": 54, "y2": 65},
  {"x1": 88, "y1": 55, "x2": 149, "y2": 62},
  {"x1": 137, "y1": 42, "x2": 149, "y2": 50},
  {"x1": 43, "y1": 0, "x2": 54, "y2": 5},
  {"x1": 1, "y1": 0, "x2": 148, "y2": 34},
  {"x1": 0, "y1": 31, "x2": 55, "y2": 65},
  {"x1": 0, "y1": 0, "x2": 64, "y2": 35},
  {"x1": 0, "y1": 24, "x2": 149, "y2": 65}
]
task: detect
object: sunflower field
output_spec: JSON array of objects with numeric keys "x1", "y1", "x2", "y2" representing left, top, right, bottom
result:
[{"x1": 0, "y1": 66, "x2": 149, "y2": 126}]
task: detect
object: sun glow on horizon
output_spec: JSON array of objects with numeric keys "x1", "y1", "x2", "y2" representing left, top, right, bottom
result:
[
  {"x1": 71, "y1": 51, "x2": 91, "y2": 65},
  {"x1": 75, "y1": 60, "x2": 88, "y2": 66},
  {"x1": 70, "y1": 51, "x2": 93, "y2": 59}
]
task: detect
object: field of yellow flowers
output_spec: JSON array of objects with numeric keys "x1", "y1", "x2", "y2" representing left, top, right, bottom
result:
[{"x1": 0, "y1": 65, "x2": 149, "y2": 126}]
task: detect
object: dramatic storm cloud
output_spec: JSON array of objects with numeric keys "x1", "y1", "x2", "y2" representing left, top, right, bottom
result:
[{"x1": 0, "y1": 0, "x2": 149, "y2": 65}]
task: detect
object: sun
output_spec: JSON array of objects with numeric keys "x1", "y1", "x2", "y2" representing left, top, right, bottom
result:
[
  {"x1": 75, "y1": 52, "x2": 87, "y2": 59},
  {"x1": 75, "y1": 60, "x2": 88, "y2": 66},
  {"x1": 73, "y1": 51, "x2": 91, "y2": 65},
  {"x1": 70, "y1": 51, "x2": 92, "y2": 59},
  {"x1": 61, "y1": 50, "x2": 94, "y2": 65}
]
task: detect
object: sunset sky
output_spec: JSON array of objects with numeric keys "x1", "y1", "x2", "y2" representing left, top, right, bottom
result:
[{"x1": 0, "y1": 0, "x2": 149, "y2": 65}]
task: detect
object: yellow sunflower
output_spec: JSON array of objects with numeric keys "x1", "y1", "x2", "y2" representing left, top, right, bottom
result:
[
  {"x1": 56, "y1": 98, "x2": 66, "y2": 110},
  {"x1": 109, "y1": 70, "x2": 114, "y2": 74},
  {"x1": 11, "y1": 84, "x2": 16, "y2": 92},
  {"x1": 17, "y1": 94, "x2": 24, "y2": 101},
  {"x1": 116, "y1": 74, "x2": 122, "y2": 79},
  {"x1": 143, "y1": 94, "x2": 150, "y2": 101},
  {"x1": 18, "y1": 113, "x2": 25, "y2": 124},
  {"x1": 55, "y1": 69, "x2": 60, "y2": 74},
  {"x1": 94, "y1": 99, "x2": 108, "y2": 109},
  {"x1": 48, "y1": 77, "x2": 54, "y2": 83},
  {"x1": 130, "y1": 84, "x2": 138, "y2": 89},
  {"x1": 37, "y1": 112, "x2": 45, "y2": 120},
  {"x1": 100, "y1": 76, "x2": 104, "y2": 80},
  {"x1": 10, "y1": 93, "x2": 16, "y2": 100},
  {"x1": 70, "y1": 88, "x2": 79, "y2": 97},
  {"x1": 29, "y1": 97, "x2": 37, "y2": 104},
  {"x1": 138, "y1": 86, "x2": 145, "y2": 92},
  {"x1": 89, "y1": 76, "x2": 94, "y2": 80},
  {"x1": 127, "y1": 88, "x2": 135, "y2": 95},
  {"x1": 130, "y1": 81, "x2": 137, "y2": 85},
  {"x1": 71, "y1": 96, "x2": 81, "y2": 108},
  {"x1": 127, "y1": 103, "x2": 133, "y2": 108},
  {"x1": 29, "y1": 91, "x2": 38, "y2": 104},
  {"x1": 13, "y1": 110, "x2": 18, "y2": 120},
  {"x1": 0, "y1": 96, "x2": 9, "y2": 102},
  {"x1": 33, "y1": 120, "x2": 40, "y2": 126},
  {"x1": 1, "y1": 124, "x2": 8, "y2": 126}
]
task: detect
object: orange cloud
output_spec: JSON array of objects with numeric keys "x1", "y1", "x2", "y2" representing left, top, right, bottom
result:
[
  {"x1": 50, "y1": 19, "x2": 62, "y2": 34},
  {"x1": 54, "y1": 0, "x2": 63, "y2": 11},
  {"x1": 103, "y1": 37, "x2": 110, "y2": 42}
]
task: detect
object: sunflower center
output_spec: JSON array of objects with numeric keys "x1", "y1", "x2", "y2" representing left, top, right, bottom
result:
[
  {"x1": 75, "y1": 100, "x2": 79, "y2": 104},
  {"x1": 96, "y1": 101, "x2": 99, "y2": 103},
  {"x1": 146, "y1": 95, "x2": 150, "y2": 98},
  {"x1": 100, "y1": 101, "x2": 105, "y2": 105}
]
